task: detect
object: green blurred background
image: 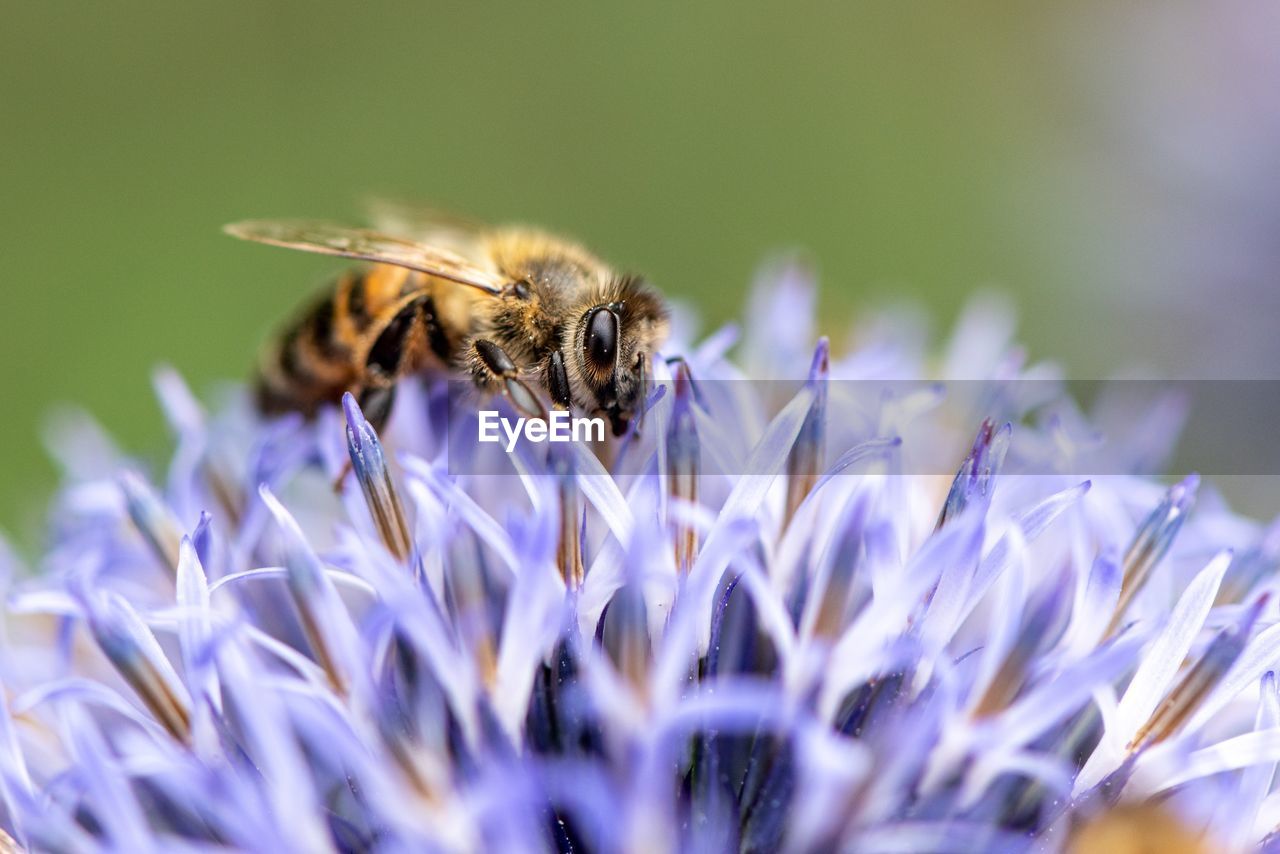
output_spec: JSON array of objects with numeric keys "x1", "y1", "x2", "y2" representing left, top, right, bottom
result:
[{"x1": 4, "y1": 2, "x2": 1277, "y2": 538}]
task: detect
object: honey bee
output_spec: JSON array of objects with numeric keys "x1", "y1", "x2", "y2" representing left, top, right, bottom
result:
[{"x1": 225, "y1": 206, "x2": 669, "y2": 436}]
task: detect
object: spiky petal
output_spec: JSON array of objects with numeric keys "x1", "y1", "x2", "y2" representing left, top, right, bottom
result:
[{"x1": 344, "y1": 392, "x2": 413, "y2": 563}]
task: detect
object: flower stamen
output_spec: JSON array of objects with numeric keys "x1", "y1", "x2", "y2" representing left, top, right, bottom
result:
[
  {"x1": 1127, "y1": 593, "x2": 1266, "y2": 752},
  {"x1": 784, "y1": 338, "x2": 829, "y2": 529},
  {"x1": 666, "y1": 361, "x2": 699, "y2": 575},
  {"x1": 83, "y1": 590, "x2": 192, "y2": 743},
  {"x1": 118, "y1": 471, "x2": 183, "y2": 577},
  {"x1": 1105, "y1": 474, "x2": 1198, "y2": 638}
]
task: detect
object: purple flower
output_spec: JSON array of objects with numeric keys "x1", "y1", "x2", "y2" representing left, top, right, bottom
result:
[{"x1": 1, "y1": 268, "x2": 1278, "y2": 852}]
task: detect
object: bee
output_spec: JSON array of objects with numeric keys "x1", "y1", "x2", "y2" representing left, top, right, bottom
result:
[{"x1": 224, "y1": 207, "x2": 669, "y2": 436}]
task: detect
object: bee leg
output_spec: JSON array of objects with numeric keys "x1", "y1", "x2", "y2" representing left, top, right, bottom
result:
[
  {"x1": 470, "y1": 338, "x2": 545, "y2": 419},
  {"x1": 357, "y1": 384, "x2": 397, "y2": 434},
  {"x1": 331, "y1": 385, "x2": 395, "y2": 493},
  {"x1": 332, "y1": 461, "x2": 354, "y2": 494},
  {"x1": 548, "y1": 350, "x2": 573, "y2": 410}
]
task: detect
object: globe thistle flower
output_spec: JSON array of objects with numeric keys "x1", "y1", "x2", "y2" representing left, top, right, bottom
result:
[{"x1": 2, "y1": 268, "x2": 1279, "y2": 853}]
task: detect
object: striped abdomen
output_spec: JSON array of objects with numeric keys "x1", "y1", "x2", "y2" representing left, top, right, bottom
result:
[{"x1": 256, "y1": 264, "x2": 462, "y2": 416}]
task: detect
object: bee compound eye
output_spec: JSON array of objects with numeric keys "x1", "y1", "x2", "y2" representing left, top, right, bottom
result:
[{"x1": 584, "y1": 307, "x2": 619, "y2": 370}]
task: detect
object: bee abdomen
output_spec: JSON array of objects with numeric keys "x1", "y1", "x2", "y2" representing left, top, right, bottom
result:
[
  {"x1": 256, "y1": 266, "x2": 460, "y2": 419},
  {"x1": 256, "y1": 292, "x2": 356, "y2": 414},
  {"x1": 341, "y1": 265, "x2": 421, "y2": 333}
]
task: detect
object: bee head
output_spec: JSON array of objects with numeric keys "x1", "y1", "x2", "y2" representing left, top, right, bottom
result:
[{"x1": 557, "y1": 276, "x2": 669, "y2": 436}]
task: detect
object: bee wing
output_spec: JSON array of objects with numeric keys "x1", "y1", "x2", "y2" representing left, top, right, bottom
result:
[
  {"x1": 361, "y1": 198, "x2": 489, "y2": 257},
  {"x1": 362, "y1": 197, "x2": 487, "y2": 238},
  {"x1": 224, "y1": 219, "x2": 507, "y2": 295}
]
